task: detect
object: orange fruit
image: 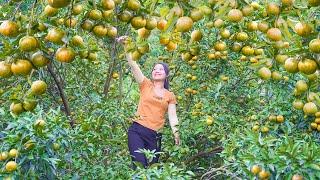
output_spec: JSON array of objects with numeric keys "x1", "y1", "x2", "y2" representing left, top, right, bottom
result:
[
  {"x1": 284, "y1": 58, "x2": 299, "y2": 73},
  {"x1": 228, "y1": 9, "x2": 243, "y2": 22},
  {"x1": 251, "y1": 165, "x2": 261, "y2": 175},
  {"x1": 0, "y1": 61, "x2": 12, "y2": 78},
  {"x1": 19, "y1": 36, "x2": 39, "y2": 52},
  {"x1": 267, "y1": 28, "x2": 282, "y2": 41},
  {"x1": 303, "y1": 102, "x2": 318, "y2": 115},
  {"x1": 5, "y1": 161, "x2": 17, "y2": 172},
  {"x1": 11, "y1": 59, "x2": 33, "y2": 75},
  {"x1": 298, "y1": 58, "x2": 318, "y2": 75},
  {"x1": 309, "y1": 39, "x2": 320, "y2": 53},
  {"x1": 55, "y1": 47, "x2": 76, "y2": 63},
  {"x1": 0, "y1": 20, "x2": 19, "y2": 37},
  {"x1": 176, "y1": 16, "x2": 193, "y2": 32},
  {"x1": 258, "y1": 67, "x2": 271, "y2": 80},
  {"x1": 31, "y1": 80, "x2": 47, "y2": 95},
  {"x1": 47, "y1": 0, "x2": 71, "y2": 8}
]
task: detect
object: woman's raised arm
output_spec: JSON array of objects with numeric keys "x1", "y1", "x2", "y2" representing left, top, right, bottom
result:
[
  {"x1": 126, "y1": 52, "x2": 145, "y2": 84},
  {"x1": 117, "y1": 36, "x2": 144, "y2": 84}
]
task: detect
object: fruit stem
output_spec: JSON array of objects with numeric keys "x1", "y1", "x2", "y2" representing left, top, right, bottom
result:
[
  {"x1": 92, "y1": 0, "x2": 97, "y2": 9},
  {"x1": 28, "y1": 0, "x2": 38, "y2": 36}
]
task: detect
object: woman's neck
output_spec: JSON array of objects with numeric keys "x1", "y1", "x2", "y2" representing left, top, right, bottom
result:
[{"x1": 152, "y1": 80, "x2": 165, "y2": 89}]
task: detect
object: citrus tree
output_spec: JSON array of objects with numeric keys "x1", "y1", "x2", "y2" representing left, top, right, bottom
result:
[{"x1": 0, "y1": 0, "x2": 320, "y2": 179}]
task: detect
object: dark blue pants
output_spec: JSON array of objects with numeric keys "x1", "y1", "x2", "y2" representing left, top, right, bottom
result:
[{"x1": 128, "y1": 122, "x2": 162, "y2": 169}]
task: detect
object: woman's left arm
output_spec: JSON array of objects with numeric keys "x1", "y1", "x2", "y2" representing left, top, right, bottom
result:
[{"x1": 168, "y1": 104, "x2": 180, "y2": 145}]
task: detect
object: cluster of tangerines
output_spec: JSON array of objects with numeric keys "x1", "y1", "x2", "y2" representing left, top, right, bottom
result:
[
  {"x1": 250, "y1": 164, "x2": 304, "y2": 180},
  {"x1": 0, "y1": 149, "x2": 19, "y2": 174}
]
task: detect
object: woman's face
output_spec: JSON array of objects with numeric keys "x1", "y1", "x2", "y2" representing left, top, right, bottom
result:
[{"x1": 152, "y1": 64, "x2": 167, "y2": 81}]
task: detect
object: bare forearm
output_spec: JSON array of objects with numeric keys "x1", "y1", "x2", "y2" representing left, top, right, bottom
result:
[
  {"x1": 126, "y1": 53, "x2": 144, "y2": 83},
  {"x1": 169, "y1": 116, "x2": 179, "y2": 135}
]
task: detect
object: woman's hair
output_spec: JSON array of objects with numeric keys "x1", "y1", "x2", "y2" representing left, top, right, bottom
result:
[{"x1": 151, "y1": 62, "x2": 170, "y2": 90}]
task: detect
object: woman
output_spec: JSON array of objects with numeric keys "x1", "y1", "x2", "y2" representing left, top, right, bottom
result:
[{"x1": 117, "y1": 36, "x2": 180, "y2": 169}]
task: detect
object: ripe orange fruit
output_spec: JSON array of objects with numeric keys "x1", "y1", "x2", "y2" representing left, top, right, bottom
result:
[
  {"x1": 53, "y1": 143, "x2": 61, "y2": 150},
  {"x1": 23, "y1": 100, "x2": 37, "y2": 111},
  {"x1": 206, "y1": 116, "x2": 214, "y2": 125},
  {"x1": 11, "y1": 59, "x2": 33, "y2": 75},
  {"x1": 258, "y1": 21, "x2": 269, "y2": 32},
  {"x1": 5, "y1": 161, "x2": 17, "y2": 172},
  {"x1": 247, "y1": 21, "x2": 258, "y2": 31},
  {"x1": 267, "y1": 2, "x2": 280, "y2": 16},
  {"x1": 228, "y1": 9, "x2": 243, "y2": 22},
  {"x1": 8, "y1": 149, "x2": 18, "y2": 158},
  {"x1": 298, "y1": 58, "x2": 318, "y2": 75},
  {"x1": 118, "y1": 10, "x2": 132, "y2": 22},
  {"x1": 31, "y1": 51, "x2": 49, "y2": 67},
  {"x1": 72, "y1": 4, "x2": 83, "y2": 15},
  {"x1": 0, "y1": 20, "x2": 19, "y2": 37},
  {"x1": 261, "y1": 126, "x2": 269, "y2": 133},
  {"x1": 170, "y1": 6, "x2": 184, "y2": 17},
  {"x1": 293, "y1": 100, "x2": 304, "y2": 110},
  {"x1": 311, "y1": 122, "x2": 318, "y2": 129},
  {"x1": 157, "y1": 19, "x2": 167, "y2": 31},
  {"x1": 282, "y1": 0, "x2": 294, "y2": 6},
  {"x1": 242, "y1": 5, "x2": 254, "y2": 16},
  {"x1": 47, "y1": 0, "x2": 71, "y2": 8},
  {"x1": 88, "y1": 9, "x2": 102, "y2": 20},
  {"x1": 107, "y1": 26, "x2": 117, "y2": 38},
  {"x1": 236, "y1": 32, "x2": 248, "y2": 41},
  {"x1": 214, "y1": 19, "x2": 224, "y2": 28},
  {"x1": 64, "y1": 18, "x2": 77, "y2": 27},
  {"x1": 252, "y1": 125, "x2": 259, "y2": 131},
  {"x1": 176, "y1": 16, "x2": 193, "y2": 32},
  {"x1": 258, "y1": 67, "x2": 271, "y2": 80},
  {"x1": 137, "y1": 28, "x2": 150, "y2": 39},
  {"x1": 131, "y1": 50, "x2": 142, "y2": 61},
  {"x1": 131, "y1": 16, "x2": 146, "y2": 29},
  {"x1": 267, "y1": 28, "x2": 282, "y2": 41},
  {"x1": 308, "y1": 0, "x2": 320, "y2": 6},
  {"x1": 294, "y1": 22, "x2": 312, "y2": 36},
  {"x1": 276, "y1": 115, "x2": 285, "y2": 123},
  {"x1": 295, "y1": 80, "x2": 308, "y2": 93},
  {"x1": 19, "y1": 36, "x2": 39, "y2": 52},
  {"x1": 251, "y1": 165, "x2": 261, "y2": 175},
  {"x1": 101, "y1": 0, "x2": 115, "y2": 10},
  {"x1": 309, "y1": 39, "x2": 320, "y2": 53},
  {"x1": 145, "y1": 17, "x2": 157, "y2": 30},
  {"x1": 220, "y1": 29, "x2": 231, "y2": 39},
  {"x1": 81, "y1": 19, "x2": 94, "y2": 31},
  {"x1": 31, "y1": 80, "x2": 47, "y2": 95},
  {"x1": 71, "y1": 35, "x2": 84, "y2": 47},
  {"x1": 191, "y1": 30, "x2": 202, "y2": 41},
  {"x1": 190, "y1": 8, "x2": 204, "y2": 22},
  {"x1": 55, "y1": 47, "x2": 76, "y2": 63},
  {"x1": 303, "y1": 102, "x2": 318, "y2": 115},
  {"x1": 45, "y1": 28, "x2": 65, "y2": 44},
  {"x1": 34, "y1": 119, "x2": 46, "y2": 128},
  {"x1": 275, "y1": 54, "x2": 288, "y2": 64},
  {"x1": 315, "y1": 118, "x2": 320, "y2": 124},
  {"x1": 0, "y1": 152, "x2": 8, "y2": 161},
  {"x1": 0, "y1": 61, "x2": 12, "y2": 78},
  {"x1": 241, "y1": 46, "x2": 254, "y2": 56},
  {"x1": 93, "y1": 25, "x2": 108, "y2": 37},
  {"x1": 44, "y1": 5, "x2": 58, "y2": 16},
  {"x1": 272, "y1": 71, "x2": 282, "y2": 80},
  {"x1": 259, "y1": 170, "x2": 270, "y2": 179},
  {"x1": 284, "y1": 58, "x2": 299, "y2": 73},
  {"x1": 166, "y1": 41, "x2": 177, "y2": 51},
  {"x1": 10, "y1": 102, "x2": 24, "y2": 115},
  {"x1": 214, "y1": 41, "x2": 227, "y2": 51},
  {"x1": 127, "y1": 0, "x2": 141, "y2": 11}
]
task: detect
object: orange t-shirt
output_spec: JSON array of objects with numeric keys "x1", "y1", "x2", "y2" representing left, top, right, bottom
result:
[{"x1": 134, "y1": 77, "x2": 177, "y2": 132}]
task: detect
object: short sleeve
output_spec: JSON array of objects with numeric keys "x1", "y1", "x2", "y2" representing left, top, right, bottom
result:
[
  {"x1": 139, "y1": 76, "x2": 152, "y2": 92},
  {"x1": 169, "y1": 92, "x2": 177, "y2": 105}
]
